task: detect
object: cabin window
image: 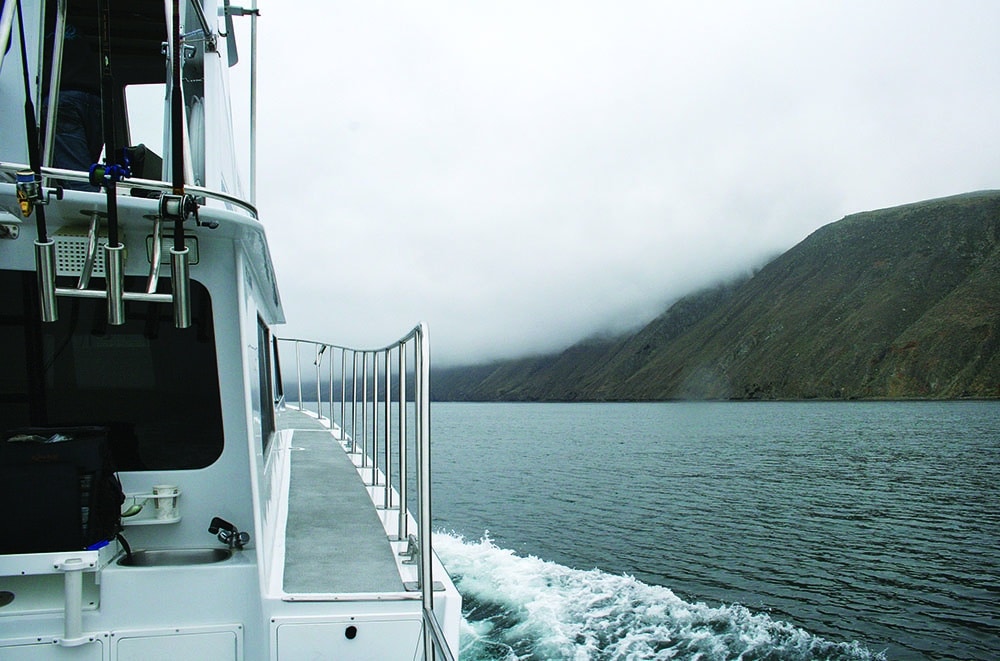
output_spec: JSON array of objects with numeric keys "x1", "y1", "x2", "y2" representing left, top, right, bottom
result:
[
  {"x1": 257, "y1": 316, "x2": 275, "y2": 452},
  {"x1": 0, "y1": 270, "x2": 224, "y2": 471},
  {"x1": 125, "y1": 84, "x2": 166, "y2": 152}
]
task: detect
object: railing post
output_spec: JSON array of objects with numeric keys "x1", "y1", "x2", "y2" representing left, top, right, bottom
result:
[
  {"x1": 295, "y1": 341, "x2": 302, "y2": 410},
  {"x1": 340, "y1": 349, "x2": 347, "y2": 441},
  {"x1": 415, "y1": 324, "x2": 434, "y2": 661},
  {"x1": 383, "y1": 347, "x2": 392, "y2": 509},
  {"x1": 398, "y1": 340, "x2": 407, "y2": 540},
  {"x1": 372, "y1": 350, "x2": 380, "y2": 484},
  {"x1": 328, "y1": 347, "x2": 335, "y2": 429},
  {"x1": 315, "y1": 344, "x2": 324, "y2": 419},
  {"x1": 351, "y1": 351, "x2": 359, "y2": 453},
  {"x1": 362, "y1": 351, "x2": 369, "y2": 467}
]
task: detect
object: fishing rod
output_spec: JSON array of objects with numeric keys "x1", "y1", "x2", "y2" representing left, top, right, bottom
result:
[
  {"x1": 13, "y1": 0, "x2": 58, "y2": 322},
  {"x1": 91, "y1": 0, "x2": 127, "y2": 324},
  {"x1": 160, "y1": 0, "x2": 195, "y2": 328}
]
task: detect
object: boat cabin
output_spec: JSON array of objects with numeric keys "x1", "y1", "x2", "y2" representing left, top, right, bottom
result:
[{"x1": 0, "y1": 1, "x2": 461, "y2": 658}]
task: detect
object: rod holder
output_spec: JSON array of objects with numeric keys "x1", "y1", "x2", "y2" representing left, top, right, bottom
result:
[
  {"x1": 58, "y1": 557, "x2": 90, "y2": 647},
  {"x1": 105, "y1": 244, "x2": 125, "y2": 325},
  {"x1": 171, "y1": 246, "x2": 191, "y2": 329},
  {"x1": 34, "y1": 240, "x2": 58, "y2": 322}
]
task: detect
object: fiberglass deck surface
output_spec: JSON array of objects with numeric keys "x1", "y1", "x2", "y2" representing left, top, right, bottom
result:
[{"x1": 276, "y1": 408, "x2": 404, "y2": 594}]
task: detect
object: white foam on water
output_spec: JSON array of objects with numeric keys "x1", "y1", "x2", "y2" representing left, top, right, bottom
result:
[{"x1": 434, "y1": 532, "x2": 886, "y2": 661}]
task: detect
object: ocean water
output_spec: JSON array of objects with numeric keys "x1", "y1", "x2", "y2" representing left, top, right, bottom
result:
[{"x1": 428, "y1": 402, "x2": 1000, "y2": 660}]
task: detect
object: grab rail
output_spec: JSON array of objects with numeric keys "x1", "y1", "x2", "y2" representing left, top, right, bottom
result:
[
  {"x1": 0, "y1": 161, "x2": 259, "y2": 220},
  {"x1": 274, "y1": 323, "x2": 453, "y2": 661}
]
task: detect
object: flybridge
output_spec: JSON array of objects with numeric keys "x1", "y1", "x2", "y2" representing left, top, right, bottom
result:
[{"x1": 1, "y1": 0, "x2": 257, "y2": 329}]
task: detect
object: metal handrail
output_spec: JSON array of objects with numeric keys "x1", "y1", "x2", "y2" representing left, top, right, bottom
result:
[
  {"x1": 274, "y1": 323, "x2": 453, "y2": 661},
  {"x1": 0, "y1": 0, "x2": 16, "y2": 79},
  {"x1": 0, "y1": 161, "x2": 259, "y2": 219}
]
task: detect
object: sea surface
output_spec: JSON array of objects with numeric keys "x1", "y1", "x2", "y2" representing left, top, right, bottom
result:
[{"x1": 427, "y1": 401, "x2": 1000, "y2": 660}]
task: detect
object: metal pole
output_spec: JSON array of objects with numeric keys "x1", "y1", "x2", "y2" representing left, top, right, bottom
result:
[
  {"x1": 351, "y1": 351, "x2": 358, "y2": 453},
  {"x1": 295, "y1": 341, "x2": 302, "y2": 410},
  {"x1": 0, "y1": 0, "x2": 16, "y2": 77},
  {"x1": 340, "y1": 349, "x2": 347, "y2": 441},
  {"x1": 328, "y1": 347, "x2": 335, "y2": 429},
  {"x1": 42, "y1": 0, "x2": 67, "y2": 176},
  {"x1": 383, "y1": 347, "x2": 392, "y2": 508},
  {"x1": 415, "y1": 325, "x2": 434, "y2": 660},
  {"x1": 397, "y1": 340, "x2": 407, "y2": 539},
  {"x1": 361, "y1": 351, "x2": 369, "y2": 468},
  {"x1": 249, "y1": 0, "x2": 257, "y2": 203},
  {"x1": 372, "y1": 350, "x2": 380, "y2": 484},
  {"x1": 314, "y1": 344, "x2": 323, "y2": 419}
]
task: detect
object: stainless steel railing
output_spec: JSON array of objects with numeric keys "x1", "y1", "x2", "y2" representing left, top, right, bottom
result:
[
  {"x1": 274, "y1": 323, "x2": 454, "y2": 661},
  {"x1": 0, "y1": 161, "x2": 259, "y2": 219}
]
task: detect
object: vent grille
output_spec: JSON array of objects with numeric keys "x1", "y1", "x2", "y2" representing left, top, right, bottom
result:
[{"x1": 53, "y1": 226, "x2": 119, "y2": 277}]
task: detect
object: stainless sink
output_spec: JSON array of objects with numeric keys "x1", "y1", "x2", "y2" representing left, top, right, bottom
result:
[{"x1": 117, "y1": 548, "x2": 232, "y2": 567}]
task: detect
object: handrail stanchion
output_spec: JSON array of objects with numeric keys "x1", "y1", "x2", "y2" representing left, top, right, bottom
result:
[
  {"x1": 398, "y1": 340, "x2": 408, "y2": 539},
  {"x1": 315, "y1": 344, "x2": 324, "y2": 419},
  {"x1": 351, "y1": 351, "x2": 359, "y2": 453},
  {"x1": 329, "y1": 347, "x2": 336, "y2": 429},
  {"x1": 383, "y1": 347, "x2": 392, "y2": 509},
  {"x1": 372, "y1": 350, "x2": 380, "y2": 484},
  {"x1": 295, "y1": 341, "x2": 302, "y2": 410},
  {"x1": 362, "y1": 351, "x2": 369, "y2": 468},
  {"x1": 415, "y1": 325, "x2": 435, "y2": 661},
  {"x1": 340, "y1": 349, "x2": 347, "y2": 441}
]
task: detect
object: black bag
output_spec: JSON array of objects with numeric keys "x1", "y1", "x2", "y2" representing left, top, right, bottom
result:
[{"x1": 0, "y1": 426, "x2": 125, "y2": 554}]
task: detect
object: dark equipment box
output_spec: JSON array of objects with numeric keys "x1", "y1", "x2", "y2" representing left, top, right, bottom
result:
[{"x1": 0, "y1": 426, "x2": 123, "y2": 554}]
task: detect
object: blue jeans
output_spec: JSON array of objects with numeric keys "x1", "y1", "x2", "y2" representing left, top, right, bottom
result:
[{"x1": 47, "y1": 90, "x2": 103, "y2": 191}]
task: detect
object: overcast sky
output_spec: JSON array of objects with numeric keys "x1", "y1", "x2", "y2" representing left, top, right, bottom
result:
[{"x1": 252, "y1": 1, "x2": 1000, "y2": 367}]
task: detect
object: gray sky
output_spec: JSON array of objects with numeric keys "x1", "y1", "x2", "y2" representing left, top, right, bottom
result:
[{"x1": 253, "y1": 1, "x2": 1000, "y2": 367}]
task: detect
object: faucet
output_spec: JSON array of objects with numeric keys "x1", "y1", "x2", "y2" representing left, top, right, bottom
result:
[{"x1": 208, "y1": 517, "x2": 250, "y2": 550}]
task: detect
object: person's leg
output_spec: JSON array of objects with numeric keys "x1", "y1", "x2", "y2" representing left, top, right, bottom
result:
[{"x1": 52, "y1": 90, "x2": 102, "y2": 191}]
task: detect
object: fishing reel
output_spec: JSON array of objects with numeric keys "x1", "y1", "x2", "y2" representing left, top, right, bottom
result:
[
  {"x1": 159, "y1": 193, "x2": 200, "y2": 224},
  {"x1": 15, "y1": 170, "x2": 61, "y2": 217},
  {"x1": 88, "y1": 161, "x2": 131, "y2": 188}
]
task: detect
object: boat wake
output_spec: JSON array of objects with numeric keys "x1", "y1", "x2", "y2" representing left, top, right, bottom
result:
[{"x1": 434, "y1": 533, "x2": 885, "y2": 661}]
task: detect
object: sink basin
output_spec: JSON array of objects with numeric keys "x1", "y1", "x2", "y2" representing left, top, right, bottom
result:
[{"x1": 118, "y1": 548, "x2": 232, "y2": 567}]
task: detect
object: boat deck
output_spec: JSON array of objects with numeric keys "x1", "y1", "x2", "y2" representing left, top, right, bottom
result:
[{"x1": 276, "y1": 408, "x2": 404, "y2": 595}]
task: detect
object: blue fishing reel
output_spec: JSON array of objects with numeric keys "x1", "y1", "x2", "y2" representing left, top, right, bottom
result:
[{"x1": 88, "y1": 159, "x2": 132, "y2": 188}]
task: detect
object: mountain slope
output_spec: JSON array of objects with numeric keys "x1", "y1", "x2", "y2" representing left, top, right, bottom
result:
[{"x1": 433, "y1": 191, "x2": 1000, "y2": 400}]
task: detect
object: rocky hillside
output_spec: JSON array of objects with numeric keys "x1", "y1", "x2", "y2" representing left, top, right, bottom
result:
[{"x1": 433, "y1": 191, "x2": 1000, "y2": 400}]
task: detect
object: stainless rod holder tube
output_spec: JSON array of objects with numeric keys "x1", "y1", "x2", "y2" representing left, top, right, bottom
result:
[
  {"x1": 34, "y1": 240, "x2": 58, "y2": 322},
  {"x1": 170, "y1": 246, "x2": 191, "y2": 328},
  {"x1": 105, "y1": 244, "x2": 125, "y2": 325}
]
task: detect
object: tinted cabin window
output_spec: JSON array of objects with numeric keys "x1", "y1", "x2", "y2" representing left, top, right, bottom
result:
[
  {"x1": 257, "y1": 317, "x2": 275, "y2": 452},
  {"x1": 0, "y1": 270, "x2": 223, "y2": 470}
]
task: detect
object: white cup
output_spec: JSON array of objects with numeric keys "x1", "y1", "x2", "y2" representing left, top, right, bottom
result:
[{"x1": 152, "y1": 485, "x2": 178, "y2": 519}]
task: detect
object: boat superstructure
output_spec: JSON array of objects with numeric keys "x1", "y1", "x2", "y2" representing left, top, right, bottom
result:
[{"x1": 0, "y1": 1, "x2": 461, "y2": 658}]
